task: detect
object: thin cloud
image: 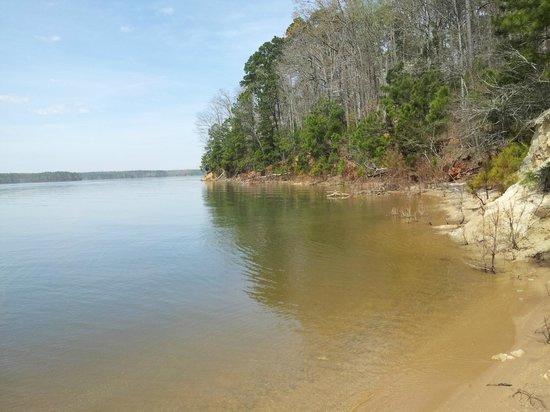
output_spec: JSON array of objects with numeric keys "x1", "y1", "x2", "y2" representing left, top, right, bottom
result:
[
  {"x1": 75, "y1": 104, "x2": 91, "y2": 114},
  {"x1": 120, "y1": 25, "x2": 133, "y2": 33},
  {"x1": 0, "y1": 95, "x2": 29, "y2": 104},
  {"x1": 34, "y1": 105, "x2": 66, "y2": 116},
  {"x1": 35, "y1": 35, "x2": 61, "y2": 43},
  {"x1": 157, "y1": 6, "x2": 174, "y2": 15},
  {"x1": 34, "y1": 103, "x2": 90, "y2": 116}
]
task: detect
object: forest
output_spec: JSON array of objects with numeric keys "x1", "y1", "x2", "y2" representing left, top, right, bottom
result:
[
  {"x1": 0, "y1": 170, "x2": 201, "y2": 184},
  {"x1": 199, "y1": 0, "x2": 549, "y2": 191}
]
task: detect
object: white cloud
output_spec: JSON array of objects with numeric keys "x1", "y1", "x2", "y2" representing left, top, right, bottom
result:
[
  {"x1": 0, "y1": 95, "x2": 29, "y2": 104},
  {"x1": 157, "y1": 6, "x2": 174, "y2": 15},
  {"x1": 120, "y1": 25, "x2": 133, "y2": 33},
  {"x1": 35, "y1": 35, "x2": 61, "y2": 43},
  {"x1": 34, "y1": 103, "x2": 90, "y2": 116}
]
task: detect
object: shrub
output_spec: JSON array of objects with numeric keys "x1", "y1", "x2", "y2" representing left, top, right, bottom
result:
[
  {"x1": 382, "y1": 64, "x2": 450, "y2": 164},
  {"x1": 336, "y1": 159, "x2": 346, "y2": 175},
  {"x1": 299, "y1": 99, "x2": 346, "y2": 161},
  {"x1": 349, "y1": 112, "x2": 389, "y2": 167},
  {"x1": 469, "y1": 142, "x2": 528, "y2": 193}
]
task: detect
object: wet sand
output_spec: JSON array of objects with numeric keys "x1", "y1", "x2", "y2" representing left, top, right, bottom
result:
[
  {"x1": 439, "y1": 264, "x2": 550, "y2": 411},
  {"x1": 355, "y1": 262, "x2": 550, "y2": 411}
]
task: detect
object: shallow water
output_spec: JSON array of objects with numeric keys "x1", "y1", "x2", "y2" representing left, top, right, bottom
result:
[{"x1": 0, "y1": 177, "x2": 517, "y2": 410}]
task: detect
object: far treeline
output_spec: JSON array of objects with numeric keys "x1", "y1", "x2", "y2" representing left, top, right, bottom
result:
[
  {"x1": 0, "y1": 170, "x2": 202, "y2": 184},
  {"x1": 199, "y1": 0, "x2": 549, "y2": 192}
]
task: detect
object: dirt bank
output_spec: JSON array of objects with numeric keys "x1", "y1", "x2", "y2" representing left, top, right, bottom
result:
[{"x1": 428, "y1": 191, "x2": 549, "y2": 410}]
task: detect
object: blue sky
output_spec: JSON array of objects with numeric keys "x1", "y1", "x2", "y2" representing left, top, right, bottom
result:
[{"x1": 0, "y1": 0, "x2": 294, "y2": 172}]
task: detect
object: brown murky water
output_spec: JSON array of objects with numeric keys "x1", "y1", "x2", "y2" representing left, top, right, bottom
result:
[{"x1": 0, "y1": 177, "x2": 519, "y2": 410}]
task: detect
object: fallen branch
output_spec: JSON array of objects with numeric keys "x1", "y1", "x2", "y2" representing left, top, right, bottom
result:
[
  {"x1": 512, "y1": 389, "x2": 547, "y2": 409},
  {"x1": 536, "y1": 317, "x2": 550, "y2": 344}
]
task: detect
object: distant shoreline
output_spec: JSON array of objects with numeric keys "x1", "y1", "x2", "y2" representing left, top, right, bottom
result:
[{"x1": 0, "y1": 169, "x2": 202, "y2": 184}]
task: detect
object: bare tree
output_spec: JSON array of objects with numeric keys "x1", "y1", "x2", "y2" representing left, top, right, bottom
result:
[{"x1": 195, "y1": 89, "x2": 234, "y2": 141}]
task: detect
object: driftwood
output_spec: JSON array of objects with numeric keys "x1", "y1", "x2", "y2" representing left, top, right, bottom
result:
[
  {"x1": 465, "y1": 260, "x2": 497, "y2": 273},
  {"x1": 369, "y1": 167, "x2": 388, "y2": 177},
  {"x1": 259, "y1": 173, "x2": 287, "y2": 179},
  {"x1": 326, "y1": 191, "x2": 351, "y2": 199}
]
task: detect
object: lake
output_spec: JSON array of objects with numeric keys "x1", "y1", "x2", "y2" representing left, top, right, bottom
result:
[{"x1": 0, "y1": 177, "x2": 518, "y2": 410}]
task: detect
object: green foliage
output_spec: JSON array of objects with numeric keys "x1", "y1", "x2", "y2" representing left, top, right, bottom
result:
[
  {"x1": 0, "y1": 172, "x2": 82, "y2": 184},
  {"x1": 336, "y1": 159, "x2": 346, "y2": 175},
  {"x1": 202, "y1": 64, "x2": 452, "y2": 176},
  {"x1": 299, "y1": 99, "x2": 346, "y2": 161},
  {"x1": 349, "y1": 112, "x2": 388, "y2": 166},
  {"x1": 0, "y1": 170, "x2": 198, "y2": 185},
  {"x1": 201, "y1": 123, "x2": 226, "y2": 173},
  {"x1": 495, "y1": 0, "x2": 550, "y2": 65},
  {"x1": 199, "y1": 0, "x2": 548, "y2": 181},
  {"x1": 382, "y1": 64, "x2": 450, "y2": 164},
  {"x1": 521, "y1": 170, "x2": 540, "y2": 189},
  {"x1": 468, "y1": 142, "x2": 529, "y2": 193},
  {"x1": 521, "y1": 166, "x2": 550, "y2": 192},
  {"x1": 273, "y1": 129, "x2": 296, "y2": 163},
  {"x1": 470, "y1": 50, "x2": 550, "y2": 147},
  {"x1": 541, "y1": 166, "x2": 550, "y2": 192},
  {"x1": 241, "y1": 37, "x2": 284, "y2": 165},
  {"x1": 465, "y1": 0, "x2": 550, "y2": 153}
]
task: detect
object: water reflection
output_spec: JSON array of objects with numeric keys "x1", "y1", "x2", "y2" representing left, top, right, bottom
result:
[
  {"x1": 202, "y1": 182, "x2": 490, "y2": 358},
  {"x1": 1, "y1": 178, "x2": 516, "y2": 410}
]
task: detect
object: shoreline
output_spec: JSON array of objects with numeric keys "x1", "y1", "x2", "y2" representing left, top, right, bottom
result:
[
  {"x1": 432, "y1": 187, "x2": 550, "y2": 411},
  {"x1": 205, "y1": 175, "x2": 550, "y2": 410},
  {"x1": 439, "y1": 278, "x2": 550, "y2": 411}
]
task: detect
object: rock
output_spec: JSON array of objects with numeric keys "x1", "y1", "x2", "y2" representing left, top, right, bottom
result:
[
  {"x1": 520, "y1": 108, "x2": 550, "y2": 190},
  {"x1": 492, "y1": 353, "x2": 515, "y2": 362},
  {"x1": 510, "y1": 349, "x2": 525, "y2": 358},
  {"x1": 203, "y1": 172, "x2": 215, "y2": 181},
  {"x1": 534, "y1": 197, "x2": 550, "y2": 218},
  {"x1": 533, "y1": 250, "x2": 550, "y2": 263}
]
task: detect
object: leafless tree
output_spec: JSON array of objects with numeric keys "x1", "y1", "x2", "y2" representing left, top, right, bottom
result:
[{"x1": 195, "y1": 89, "x2": 234, "y2": 141}]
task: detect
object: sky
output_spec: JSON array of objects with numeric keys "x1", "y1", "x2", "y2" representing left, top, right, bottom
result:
[{"x1": 0, "y1": 0, "x2": 295, "y2": 172}]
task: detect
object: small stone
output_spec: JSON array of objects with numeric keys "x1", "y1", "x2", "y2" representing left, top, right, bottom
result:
[
  {"x1": 492, "y1": 353, "x2": 515, "y2": 362},
  {"x1": 510, "y1": 349, "x2": 525, "y2": 358}
]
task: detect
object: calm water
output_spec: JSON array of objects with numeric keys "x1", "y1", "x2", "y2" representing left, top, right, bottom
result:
[{"x1": 0, "y1": 177, "x2": 516, "y2": 410}]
